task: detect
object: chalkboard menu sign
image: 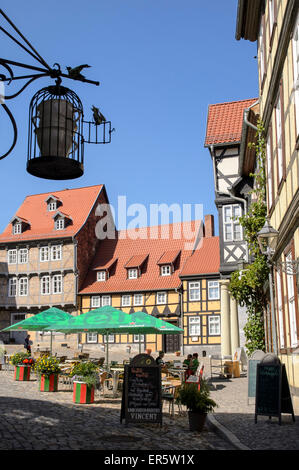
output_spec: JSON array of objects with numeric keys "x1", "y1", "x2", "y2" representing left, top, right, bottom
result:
[
  {"x1": 247, "y1": 350, "x2": 265, "y2": 402},
  {"x1": 254, "y1": 354, "x2": 295, "y2": 425},
  {"x1": 120, "y1": 354, "x2": 162, "y2": 426}
]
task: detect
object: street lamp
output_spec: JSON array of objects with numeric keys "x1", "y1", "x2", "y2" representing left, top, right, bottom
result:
[{"x1": 0, "y1": 9, "x2": 113, "y2": 180}]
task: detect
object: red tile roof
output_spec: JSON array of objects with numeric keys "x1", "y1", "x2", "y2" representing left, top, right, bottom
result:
[
  {"x1": 79, "y1": 221, "x2": 219, "y2": 295},
  {"x1": 205, "y1": 98, "x2": 258, "y2": 146},
  {"x1": 124, "y1": 254, "x2": 149, "y2": 268},
  {"x1": 0, "y1": 185, "x2": 104, "y2": 243},
  {"x1": 180, "y1": 237, "x2": 220, "y2": 276},
  {"x1": 157, "y1": 250, "x2": 181, "y2": 265}
]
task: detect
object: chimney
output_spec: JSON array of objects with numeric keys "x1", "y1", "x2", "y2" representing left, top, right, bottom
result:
[{"x1": 204, "y1": 215, "x2": 214, "y2": 237}]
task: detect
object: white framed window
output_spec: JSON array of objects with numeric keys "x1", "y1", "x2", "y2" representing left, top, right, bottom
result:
[
  {"x1": 266, "y1": 134, "x2": 273, "y2": 208},
  {"x1": 13, "y1": 223, "x2": 22, "y2": 235},
  {"x1": 108, "y1": 334, "x2": 115, "y2": 343},
  {"x1": 52, "y1": 274, "x2": 62, "y2": 294},
  {"x1": 18, "y1": 248, "x2": 28, "y2": 264},
  {"x1": 276, "y1": 269, "x2": 285, "y2": 349},
  {"x1": 97, "y1": 271, "x2": 106, "y2": 282},
  {"x1": 285, "y1": 251, "x2": 298, "y2": 348},
  {"x1": 134, "y1": 294, "x2": 143, "y2": 306},
  {"x1": 86, "y1": 333, "x2": 98, "y2": 343},
  {"x1": 101, "y1": 295, "x2": 111, "y2": 306},
  {"x1": 8, "y1": 249, "x2": 17, "y2": 264},
  {"x1": 189, "y1": 316, "x2": 201, "y2": 336},
  {"x1": 8, "y1": 277, "x2": 17, "y2": 297},
  {"x1": 48, "y1": 201, "x2": 57, "y2": 211},
  {"x1": 208, "y1": 315, "x2": 220, "y2": 336},
  {"x1": 133, "y1": 334, "x2": 145, "y2": 343},
  {"x1": 122, "y1": 295, "x2": 131, "y2": 307},
  {"x1": 189, "y1": 281, "x2": 200, "y2": 301},
  {"x1": 91, "y1": 296, "x2": 101, "y2": 308},
  {"x1": 208, "y1": 281, "x2": 220, "y2": 300},
  {"x1": 223, "y1": 204, "x2": 242, "y2": 241},
  {"x1": 128, "y1": 268, "x2": 138, "y2": 279},
  {"x1": 292, "y1": 12, "x2": 299, "y2": 135},
  {"x1": 157, "y1": 291, "x2": 167, "y2": 305},
  {"x1": 275, "y1": 93, "x2": 284, "y2": 183},
  {"x1": 55, "y1": 218, "x2": 64, "y2": 230},
  {"x1": 160, "y1": 265, "x2": 171, "y2": 276},
  {"x1": 18, "y1": 277, "x2": 28, "y2": 296},
  {"x1": 40, "y1": 246, "x2": 49, "y2": 262},
  {"x1": 51, "y1": 245, "x2": 62, "y2": 261},
  {"x1": 41, "y1": 276, "x2": 50, "y2": 295}
]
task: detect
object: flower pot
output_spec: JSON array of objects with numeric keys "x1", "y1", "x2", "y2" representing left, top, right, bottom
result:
[
  {"x1": 73, "y1": 381, "x2": 95, "y2": 404},
  {"x1": 39, "y1": 374, "x2": 59, "y2": 392},
  {"x1": 14, "y1": 365, "x2": 31, "y2": 381},
  {"x1": 175, "y1": 351, "x2": 181, "y2": 357},
  {"x1": 145, "y1": 348, "x2": 152, "y2": 355},
  {"x1": 188, "y1": 411, "x2": 207, "y2": 432}
]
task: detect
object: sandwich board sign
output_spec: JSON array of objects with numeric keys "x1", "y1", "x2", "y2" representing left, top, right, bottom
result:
[
  {"x1": 247, "y1": 350, "x2": 265, "y2": 404},
  {"x1": 120, "y1": 354, "x2": 162, "y2": 426},
  {"x1": 254, "y1": 353, "x2": 295, "y2": 425}
]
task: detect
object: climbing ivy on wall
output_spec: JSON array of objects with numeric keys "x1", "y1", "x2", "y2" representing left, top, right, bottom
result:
[{"x1": 229, "y1": 119, "x2": 269, "y2": 355}]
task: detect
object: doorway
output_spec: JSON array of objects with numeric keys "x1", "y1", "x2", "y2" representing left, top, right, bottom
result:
[{"x1": 163, "y1": 320, "x2": 180, "y2": 353}]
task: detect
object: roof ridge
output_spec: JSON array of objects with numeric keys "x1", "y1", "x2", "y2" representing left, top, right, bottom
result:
[
  {"x1": 22, "y1": 184, "x2": 104, "y2": 199},
  {"x1": 208, "y1": 97, "x2": 258, "y2": 107}
]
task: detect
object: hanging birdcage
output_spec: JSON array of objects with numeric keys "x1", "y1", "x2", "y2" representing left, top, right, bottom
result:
[{"x1": 27, "y1": 81, "x2": 84, "y2": 180}]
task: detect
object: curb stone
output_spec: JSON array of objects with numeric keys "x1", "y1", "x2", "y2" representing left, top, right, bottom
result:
[{"x1": 206, "y1": 414, "x2": 251, "y2": 450}]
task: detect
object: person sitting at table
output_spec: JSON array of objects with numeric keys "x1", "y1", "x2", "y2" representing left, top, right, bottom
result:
[
  {"x1": 156, "y1": 351, "x2": 165, "y2": 366},
  {"x1": 190, "y1": 353, "x2": 199, "y2": 375},
  {"x1": 183, "y1": 354, "x2": 192, "y2": 380}
]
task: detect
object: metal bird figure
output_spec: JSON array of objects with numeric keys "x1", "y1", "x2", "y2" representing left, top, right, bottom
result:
[
  {"x1": 66, "y1": 64, "x2": 91, "y2": 80},
  {"x1": 92, "y1": 105, "x2": 106, "y2": 125}
]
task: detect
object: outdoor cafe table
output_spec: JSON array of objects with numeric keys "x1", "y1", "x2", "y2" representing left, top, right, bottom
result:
[{"x1": 167, "y1": 368, "x2": 187, "y2": 383}]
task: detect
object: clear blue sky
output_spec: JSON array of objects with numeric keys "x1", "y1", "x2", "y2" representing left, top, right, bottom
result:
[{"x1": 0, "y1": 0, "x2": 258, "y2": 234}]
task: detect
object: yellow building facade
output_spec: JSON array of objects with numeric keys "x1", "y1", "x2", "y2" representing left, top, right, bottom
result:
[{"x1": 236, "y1": 0, "x2": 299, "y2": 412}]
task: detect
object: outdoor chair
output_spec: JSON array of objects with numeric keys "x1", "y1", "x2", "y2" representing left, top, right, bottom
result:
[{"x1": 162, "y1": 385, "x2": 182, "y2": 417}]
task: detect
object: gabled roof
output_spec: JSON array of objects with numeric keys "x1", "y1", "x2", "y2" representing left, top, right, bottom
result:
[
  {"x1": 0, "y1": 185, "x2": 104, "y2": 243},
  {"x1": 205, "y1": 98, "x2": 258, "y2": 146},
  {"x1": 157, "y1": 250, "x2": 181, "y2": 265},
  {"x1": 79, "y1": 220, "x2": 219, "y2": 295},
  {"x1": 124, "y1": 254, "x2": 149, "y2": 269}
]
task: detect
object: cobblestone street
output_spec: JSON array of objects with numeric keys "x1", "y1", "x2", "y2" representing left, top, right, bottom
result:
[{"x1": 0, "y1": 369, "x2": 235, "y2": 451}]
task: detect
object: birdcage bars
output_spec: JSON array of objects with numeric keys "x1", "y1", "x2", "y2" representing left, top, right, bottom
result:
[{"x1": 27, "y1": 81, "x2": 84, "y2": 180}]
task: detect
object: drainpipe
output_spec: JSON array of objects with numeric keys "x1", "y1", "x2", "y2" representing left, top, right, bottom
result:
[{"x1": 175, "y1": 286, "x2": 184, "y2": 356}]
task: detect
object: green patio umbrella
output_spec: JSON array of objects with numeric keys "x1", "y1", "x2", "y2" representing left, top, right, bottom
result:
[
  {"x1": 1, "y1": 307, "x2": 73, "y2": 354},
  {"x1": 47, "y1": 306, "x2": 183, "y2": 365}
]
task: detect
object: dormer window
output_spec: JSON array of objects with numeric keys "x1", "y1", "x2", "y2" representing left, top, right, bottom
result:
[
  {"x1": 128, "y1": 268, "x2": 138, "y2": 279},
  {"x1": 55, "y1": 218, "x2": 65, "y2": 230},
  {"x1": 13, "y1": 223, "x2": 22, "y2": 235},
  {"x1": 48, "y1": 201, "x2": 57, "y2": 211},
  {"x1": 45, "y1": 195, "x2": 61, "y2": 212},
  {"x1": 97, "y1": 271, "x2": 106, "y2": 282},
  {"x1": 52, "y1": 211, "x2": 72, "y2": 231},
  {"x1": 160, "y1": 265, "x2": 171, "y2": 276}
]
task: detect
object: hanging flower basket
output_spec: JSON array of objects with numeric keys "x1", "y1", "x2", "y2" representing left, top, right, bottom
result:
[
  {"x1": 73, "y1": 381, "x2": 95, "y2": 404},
  {"x1": 39, "y1": 373, "x2": 59, "y2": 392},
  {"x1": 14, "y1": 365, "x2": 31, "y2": 381}
]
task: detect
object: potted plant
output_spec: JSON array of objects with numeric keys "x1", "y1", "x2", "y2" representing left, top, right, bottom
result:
[
  {"x1": 34, "y1": 355, "x2": 61, "y2": 391},
  {"x1": 176, "y1": 379, "x2": 217, "y2": 432},
  {"x1": 10, "y1": 352, "x2": 33, "y2": 381},
  {"x1": 69, "y1": 361, "x2": 99, "y2": 404},
  {"x1": 175, "y1": 351, "x2": 181, "y2": 357}
]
